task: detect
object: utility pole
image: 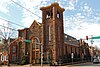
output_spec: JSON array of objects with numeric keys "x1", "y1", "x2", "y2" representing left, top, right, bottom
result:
[
  {"x1": 41, "y1": 43, "x2": 43, "y2": 67},
  {"x1": 90, "y1": 35, "x2": 94, "y2": 62}
]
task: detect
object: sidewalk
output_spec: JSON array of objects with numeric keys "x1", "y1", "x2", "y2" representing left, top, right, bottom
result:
[
  {"x1": 0, "y1": 64, "x2": 72, "y2": 67},
  {"x1": 72, "y1": 62, "x2": 92, "y2": 66},
  {"x1": 0, "y1": 62, "x2": 92, "y2": 67}
]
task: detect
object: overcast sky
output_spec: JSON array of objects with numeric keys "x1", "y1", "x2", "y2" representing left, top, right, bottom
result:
[{"x1": 0, "y1": 0, "x2": 100, "y2": 47}]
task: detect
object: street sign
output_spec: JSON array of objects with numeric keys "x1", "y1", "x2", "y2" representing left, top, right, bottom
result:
[
  {"x1": 24, "y1": 40, "x2": 31, "y2": 43},
  {"x1": 92, "y1": 36, "x2": 100, "y2": 39}
]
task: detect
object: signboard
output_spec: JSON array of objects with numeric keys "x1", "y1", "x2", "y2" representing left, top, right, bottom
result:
[
  {"x1": 24, "y1": 40, "x2": 31, "y2": 43},
  {"x1": 71, "y1": 53, "x2": 74, "y2": 58}
]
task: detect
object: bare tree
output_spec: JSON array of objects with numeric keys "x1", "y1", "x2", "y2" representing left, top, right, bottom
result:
[{"x1": 0, "y1": 23, "x2": 17, "y2": 51}]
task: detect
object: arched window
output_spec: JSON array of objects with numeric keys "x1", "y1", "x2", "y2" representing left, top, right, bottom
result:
[
  {"x1": 13, "y1": 46, "x2": 16, "y2": 53},
  {"x1": 34, "y1": 38, "x2": 38, "y2": 43},
  {"x1": 46, "y1": 11, "x2": 50, "y2": 19},
  {"x1": 57, "y1": 11, "x2": 60, "y2": 18},
  {"x1": 32, "y1": 37, "x2": 40, "y2": 49},
  {"x1": 46, "y1": 10, "x2": 53, "y2": 19},
  {"x1": 1, "y1": 55, "x2": 4, "y2": 61}
]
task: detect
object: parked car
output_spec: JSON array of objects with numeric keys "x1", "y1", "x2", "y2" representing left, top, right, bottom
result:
[{"x1": 93, "y1": 56, "x2": 100, "y2": 63}]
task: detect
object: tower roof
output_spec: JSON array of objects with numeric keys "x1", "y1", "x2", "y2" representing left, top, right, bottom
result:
[{"x1": 40, "y1": 2, "x2": 65, "y2": 12}]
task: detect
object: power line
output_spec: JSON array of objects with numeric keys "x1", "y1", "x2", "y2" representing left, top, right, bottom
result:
[
  {"x1": 11, "y1": 0, "x2": 42, "y2": 19},
  {"x1": 0, "y1": 25, "x2": 17, "y2": 31},
  {"x1": 0, "y1": 18, "x2": 25, "y2": 27},
  {"x1": 0, "y1": 12, "x2": 19, "y2": 24}
]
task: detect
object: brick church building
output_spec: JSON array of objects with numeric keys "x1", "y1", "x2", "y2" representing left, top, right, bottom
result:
[{"x1": 9, "y1": 3, "x2": 92, "y2": 65}]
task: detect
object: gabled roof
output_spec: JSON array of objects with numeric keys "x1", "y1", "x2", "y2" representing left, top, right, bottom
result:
[
  {"x1": 30, "y1": 20, "x2": 41, "y2": 28},
  {"x1": 18, "y1": 20, "x2": 41, "y2": 31}
]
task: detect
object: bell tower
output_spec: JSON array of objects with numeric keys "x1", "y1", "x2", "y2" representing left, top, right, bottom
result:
[{"x1": 40, "y1": 3, "x2": 65, "y2": 64}]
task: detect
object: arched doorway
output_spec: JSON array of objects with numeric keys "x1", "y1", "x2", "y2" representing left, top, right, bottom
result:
[{"x1": 30, "y1": 37, "x2": 40, "y2": 64}]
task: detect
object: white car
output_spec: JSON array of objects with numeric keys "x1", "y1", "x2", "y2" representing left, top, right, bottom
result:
[{"x1": 93, "y1": 56, "x2": 100, "y2": 63}]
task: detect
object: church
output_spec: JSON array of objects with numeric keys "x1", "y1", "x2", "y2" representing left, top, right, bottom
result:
[{"x1": 9, "y1": 3, "x2": 91, "y2": 65}]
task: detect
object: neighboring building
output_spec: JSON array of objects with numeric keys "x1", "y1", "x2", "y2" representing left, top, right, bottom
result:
[
  {"x1": 0, "y1": 38, "x2": 15, "y2": 64},
  {"x1": 89, "y1": 46, "x2": 94, "y2": 61},
  {"x1": 63, "y1": 34, "x2": 80, "y2": 63},
  {"x1": 9, "y1": 39, "x2": 18, "y2": 63},
  {"x1": 0, "y1": 44, "x2": 3, "y2": 64},
  {"x1": 79, "y1": 39, "x2": 91, "y2": 61},
  {"x1": 0, "y1": 50, "x2": 8, "y2": 65}
]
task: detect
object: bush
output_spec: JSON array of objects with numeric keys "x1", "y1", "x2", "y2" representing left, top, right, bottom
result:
[
  {"x1": 62, "y1": 55, "x2": 68, "y2": 63},
  {"x1": 20, "y1": 55, "x2": 29, "y2": 65},
  {"x1": 21, "y1": 60, "x2": 25, "y2": 65},
  {"x1": 0, "y1": 61, "x2": 2, "y2": 65}
]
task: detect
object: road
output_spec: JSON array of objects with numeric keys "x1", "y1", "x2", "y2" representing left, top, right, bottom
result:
[
  {"x1": 72, "y1": 62, "x2": 100, "y2": 67},
  {"x1": 0, "y1": 63, "x2": 100, "y2": 67}
]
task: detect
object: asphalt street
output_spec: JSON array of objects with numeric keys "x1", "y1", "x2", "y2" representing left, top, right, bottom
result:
[{"x1": 72, "y1": 62, "x2": 100, "y2": 67}]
